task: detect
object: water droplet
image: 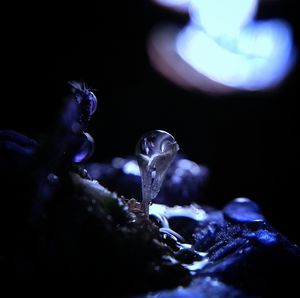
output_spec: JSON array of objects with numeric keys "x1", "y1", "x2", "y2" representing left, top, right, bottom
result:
[
  {"x1": 69, "y1": 81, "x2": 98, "y2": 130},
  {"x1": 47, "y1": 173, "x2": 59, "y2": 185},
  {"x1": 135, "y1": 130, "x2": 179, "y2": 216},
  {"x1": 223, "y1": 197, "x2": 265, "y2": 224},
  {"x1": 86, "y1": 91, "x2": 97, "y2": 116},
  {"x1": 73, "y1": 132, "x2": 95, "y2": 163}
]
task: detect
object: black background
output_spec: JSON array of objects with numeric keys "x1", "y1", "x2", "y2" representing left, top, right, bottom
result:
[{"x1": 1, "y1": 1, "x2": 299, "y2": 244}]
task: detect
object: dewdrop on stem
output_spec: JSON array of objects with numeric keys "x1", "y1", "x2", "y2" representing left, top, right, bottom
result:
[{"x1": 135, "y1": 130, "x2": 179, "y2": 217}]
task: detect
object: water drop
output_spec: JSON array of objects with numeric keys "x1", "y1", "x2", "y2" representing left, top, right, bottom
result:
[
  {"x1": 135, "y1": 130, "x2": 179, "y2": 216},
  {"x1": 69, "y1": 81, "x2": 98, "y2": 130},
  {"x1": 47, "y1": 173, "x2": 59, "y2": 185},
  {"x1": 223, "y1": 197, "x2": 265, "y2": 224},
  {"x1": 73, "y1": 132, "x2": 95, "y2": 163}
]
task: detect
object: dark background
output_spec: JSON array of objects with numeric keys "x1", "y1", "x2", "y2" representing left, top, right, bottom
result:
[{"x1": 1, "y1": 1, "x2": 299, "y2": 244}]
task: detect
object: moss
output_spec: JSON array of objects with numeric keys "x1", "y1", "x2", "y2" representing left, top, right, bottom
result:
[{"x1": 28, "y1": 172, "x2": 190, "y2": 296}]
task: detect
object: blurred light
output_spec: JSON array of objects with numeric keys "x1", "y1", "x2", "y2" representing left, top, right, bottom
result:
[
  {"x1": 176, "y1": 159, "x2": 202, "y2": 176},
  {"x1": 112, "y1": 157, "x2": 141, "y2": 176},
  {"x1": 148, "y1": 0, "x2": 296, "y2": 93},
  {"x1": 112, "y1": 157, "x2": 125, "y2": 168},
  {"x1": 176, "y1": 20, "x2": 295, "y2": 90},
  {"x1": 123, "y1": 159, "x2": 140, "y2": 176},
  {"x1": 190, "y1": 0, "x2": 258, "y2": 37}
]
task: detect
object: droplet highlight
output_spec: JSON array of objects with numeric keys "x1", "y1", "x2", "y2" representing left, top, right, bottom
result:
[{"x1": 135, "y1": 130, "x2": 179, "y2": 216}]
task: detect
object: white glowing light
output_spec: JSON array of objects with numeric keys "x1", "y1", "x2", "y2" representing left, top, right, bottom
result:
[
  {"x1": 150, "y1": 203, "x2": 207, "y2": 221},
  {"x1": 149, "y1": 0, "x2": 296, "y2": 92},
  {"x1": 123, "y1": 160, "x2": 140, "y2": 176},
  {"x1": 190, "y1": 0, "x2": 258, "y2": 37},
  {"x1": 176, "y1": 19, "x2": 295, "y2": 90},
  {"x1": 235, "y1": 197, "x2": 251, "y2": 203}
]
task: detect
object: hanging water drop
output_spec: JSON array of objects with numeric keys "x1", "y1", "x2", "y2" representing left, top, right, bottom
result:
[
  {"x1": 73, "y1": 132, "x2": 95, "y2": 163},
  {"x1": 69, "y1": 81, "x2": 98, "y2": 130},
  {"x1": 135, "y1": 130, "x2": 179, "y2": 217}
]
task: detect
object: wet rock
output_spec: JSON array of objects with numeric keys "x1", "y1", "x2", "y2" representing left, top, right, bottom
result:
[
  {"x1": 193, "y1": 218, "x2": 300, "y2": 296},
  {"x1": 136, "y1": 277, "x2": 245, "y2": 298},
  {"x1": 223, "y1": 197, "x2": 265, "y2": 224},
  {"x1": 1, "y1": 88, "x2": 299, "y2": 297}
]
